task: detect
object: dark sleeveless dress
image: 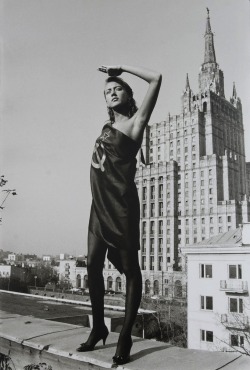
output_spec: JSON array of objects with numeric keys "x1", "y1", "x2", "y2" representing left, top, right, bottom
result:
[{"x1": 88, "y1": 121, "x2": 141, "y2": 273}]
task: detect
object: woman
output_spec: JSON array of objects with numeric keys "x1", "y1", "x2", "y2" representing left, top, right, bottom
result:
[{"x1": 77, "y1": 65, "x2": 162, "y2": 365}]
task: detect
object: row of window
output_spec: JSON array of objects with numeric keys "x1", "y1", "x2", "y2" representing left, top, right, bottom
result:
[
  {"x1": 201, "y1": 330, "x2": 244, "y2": 347},
  {"x1": 141, "y1": 255, "x2": 171, "y2": 270},
  {"x1": 200, "y1": 296, "x2": 243, "y2": 313},
  {"x1": 200, "y1": 264, "x2": 242, "y2": 279}
]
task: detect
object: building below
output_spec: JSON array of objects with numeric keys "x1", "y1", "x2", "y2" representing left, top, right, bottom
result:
[
  {"x1": 59, "y1": 256, "x2": 186, "y2": 301},
  {"x1": 183, "y1": 222, "x2": 250, "y2": 353}
]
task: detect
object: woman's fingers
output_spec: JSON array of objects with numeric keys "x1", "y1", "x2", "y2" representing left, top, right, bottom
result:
[
  {"x1": 97, "y1": 65, "x2": 108, "y2": 73},
  {"x1": 97, "y1": 65, "x2": 122, "y2": 76}
]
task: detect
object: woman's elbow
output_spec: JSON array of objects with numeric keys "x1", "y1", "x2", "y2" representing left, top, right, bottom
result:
[{"x1": 155, "y1": 73, "x2": 162, "y2": 84}]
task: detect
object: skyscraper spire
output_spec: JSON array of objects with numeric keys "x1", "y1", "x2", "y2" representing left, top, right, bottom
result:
[
  {"x1": 185, "y1": 73, "x2": 190, "y2": 90},
  {"x1": 199, "y1": 9, "x2": 224, "y2": 97},
  {"x1": 204, "y1": 8, "x2": 216, "y2": 64},
  {"x1": 232, "y1": 81, "x2": 237, "y2": 99}
]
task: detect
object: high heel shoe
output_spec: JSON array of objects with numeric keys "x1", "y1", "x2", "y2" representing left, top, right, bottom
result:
[
  {"x1": 112, "y1": 336, "x2": 132, "y2": 365},
  {"x1": 76, "y1": 325, "x2": 109, "y2": 352}
]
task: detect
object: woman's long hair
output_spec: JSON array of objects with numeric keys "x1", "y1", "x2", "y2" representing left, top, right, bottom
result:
[{"x1": 105, "y1": 76, "x2": 138, "y2": 124}]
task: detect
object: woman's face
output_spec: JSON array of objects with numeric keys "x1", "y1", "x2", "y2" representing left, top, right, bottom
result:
[{"x1": 104, "y1": 81, "x2": 129, "y2": 110}]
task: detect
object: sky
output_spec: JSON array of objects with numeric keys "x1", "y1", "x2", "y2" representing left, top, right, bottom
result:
[{"x1": 1, "y1": 0, "x2": 250, "y2": 257}]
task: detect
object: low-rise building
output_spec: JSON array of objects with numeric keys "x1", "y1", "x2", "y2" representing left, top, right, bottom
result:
[{"x1": 182, "y1": 223, "x2": 250, "y2": 353}]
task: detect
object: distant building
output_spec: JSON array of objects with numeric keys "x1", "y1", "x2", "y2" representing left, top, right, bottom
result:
[
  {"x1": 0, "y1": 264, "x2": 26, "y2": 281},
  {"x1": 133, "y1": 10, "x2": 250, "y2": 282},
  {"x1": 183, "y1": 223, "x2": 250, "y2": 353},
  {"x1": 59, "y1": 258, "x2": 78, "y2": 288},
  {"x1": 42, "y1": 255, "x2": 51, "y2": 262}
]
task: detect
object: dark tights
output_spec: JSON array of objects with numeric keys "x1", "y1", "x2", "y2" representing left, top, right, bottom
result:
[{"x1": 87, "y1": 231, "x2": 142, "y2": 354}]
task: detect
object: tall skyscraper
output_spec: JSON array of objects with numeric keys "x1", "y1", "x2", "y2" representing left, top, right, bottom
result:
[{"x1": 135, "y1": 9, "x2": 250, "y2": 275}]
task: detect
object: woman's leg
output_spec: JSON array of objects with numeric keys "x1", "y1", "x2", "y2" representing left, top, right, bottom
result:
[
  {"x1": 115, "y1": 248, "x2": 142, "y2": 357},
  {"x1": 85, "y1": 231, "x2": 108, "y2": 343}
]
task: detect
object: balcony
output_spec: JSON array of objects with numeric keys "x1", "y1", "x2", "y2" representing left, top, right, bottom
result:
[
  {"x1": 221, "y1": 313, "x2": 249, "y2": 329},
  {"x1": 220, "y1": 280, "x2": 248, "y2": 293}
]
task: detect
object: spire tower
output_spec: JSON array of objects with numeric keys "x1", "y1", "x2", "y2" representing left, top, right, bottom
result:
[
  {"x1": 198, "y1": 9, "x2": 225, "y2": 97},
  {"x1": 204, "y1": 8, "x2": 216, "y2": 64}
]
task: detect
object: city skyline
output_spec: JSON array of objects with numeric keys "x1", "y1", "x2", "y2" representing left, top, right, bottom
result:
[{"x1": 1, "y1": 0, "x2": 250, "y2": 256}]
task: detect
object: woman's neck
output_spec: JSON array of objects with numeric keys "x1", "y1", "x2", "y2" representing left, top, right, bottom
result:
[{"x1": 113, "y1": 110, "x2": 129, "y2": 123}]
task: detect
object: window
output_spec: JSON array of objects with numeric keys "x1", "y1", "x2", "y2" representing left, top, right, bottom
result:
[
  {"x1": 229, "y1": 265, "x2": 242, "y2": 279},
  {"x1": 201, "y1": 180, "x2": 204, "y2": 186},
  {"x1": 150, "y1": 256, "x2": 154, "y2": 270},
  {"x1": 201, "y1": 330, "x2": 213, "y2": 342},
  {"x1": 150, "y1": 203, "x2": 155, "y2": 217},
  {"x1": 142, "y1": 187, "x2": 147, "y2": 201},
  {"x1": 150, "y1": 185, "x2": 155, "y2": 199},
  {"x1": 219, "y1": 216, "x2": 222, "y2": 223},
  {"x1": 142, "y1": 204, "x2": 147, "y2": 217},
  {"x1": 231, "y1": 334, "x2": 244, "y2": 347},
  {"x1": 150, "y1": 238, "x2": 154, "y2": 253},
  {"x1": 159, "y1": 202, "x2": 163, "y2": 216},
  {"x1": 158, "y1": 220, "x2": 163, "y2": 234},
  {"x1": 142, "y1": 256, "x2": 146, "y2": 270},
  {"x1": 150, "y1": 221, "x2": 155, "y2": 234},
  {"x1": 229, "y1": 298, "x2": 243, "y2": 313},
  {"x1": 159, "y1": 184, "x2": 163, "y2": 198},
  {"x1": 158, "y1": 256, "x2": 163, "y2": 271},
  {"x1": 201, "y1": 296, "x2": 213, "y2": 310},
  {"x1": 200, "y1": 264, "x2": 212, "y2": 278},
  {"x1": 142, "y1": 222, "x2": 146, "y2": 235},
  {"x1": 158, "y1": 238, "x2": 163, "y2": 253},
  {"x1": 228, "y1": 216, "x2": 231, "y2": 222}
]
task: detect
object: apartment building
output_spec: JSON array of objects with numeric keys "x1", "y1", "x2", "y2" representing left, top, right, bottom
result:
[{"x1": 183, "y1": 223, "x2": 250, "y2": 353}]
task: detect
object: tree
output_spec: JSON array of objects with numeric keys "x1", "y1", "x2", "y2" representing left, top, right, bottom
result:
[
  {"x1": 0, "y1": 175, "x2": 17, "y2": 225},
  {"x1": 215, "y1": 300, "x2": 250, "y2": 356},
  {"x1": 140, "y1": 296, "x2": 187, "y2": 347}
]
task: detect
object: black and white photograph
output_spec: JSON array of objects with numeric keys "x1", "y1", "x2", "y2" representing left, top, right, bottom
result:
[{"x1": 1, "y1": 1, "x2": 250, "y2": 369}]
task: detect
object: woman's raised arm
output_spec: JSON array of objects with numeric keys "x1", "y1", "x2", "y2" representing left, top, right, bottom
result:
[{"x1": 98, "y1": 65, "x2": 162, "y2": 141}]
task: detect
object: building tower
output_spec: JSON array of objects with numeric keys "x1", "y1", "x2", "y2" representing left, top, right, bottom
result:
[{"x1": 135, "y1": 9, "x2": 250, "y2": 284}]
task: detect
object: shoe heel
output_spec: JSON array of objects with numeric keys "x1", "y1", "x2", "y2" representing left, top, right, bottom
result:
[{"x1": 102, "y1": 329, "x2": 109, "y2": 345}]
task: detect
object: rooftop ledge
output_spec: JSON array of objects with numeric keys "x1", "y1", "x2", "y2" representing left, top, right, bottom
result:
[{"x1": 1, "y1": 311, "x2": 250, "y2": 370}]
